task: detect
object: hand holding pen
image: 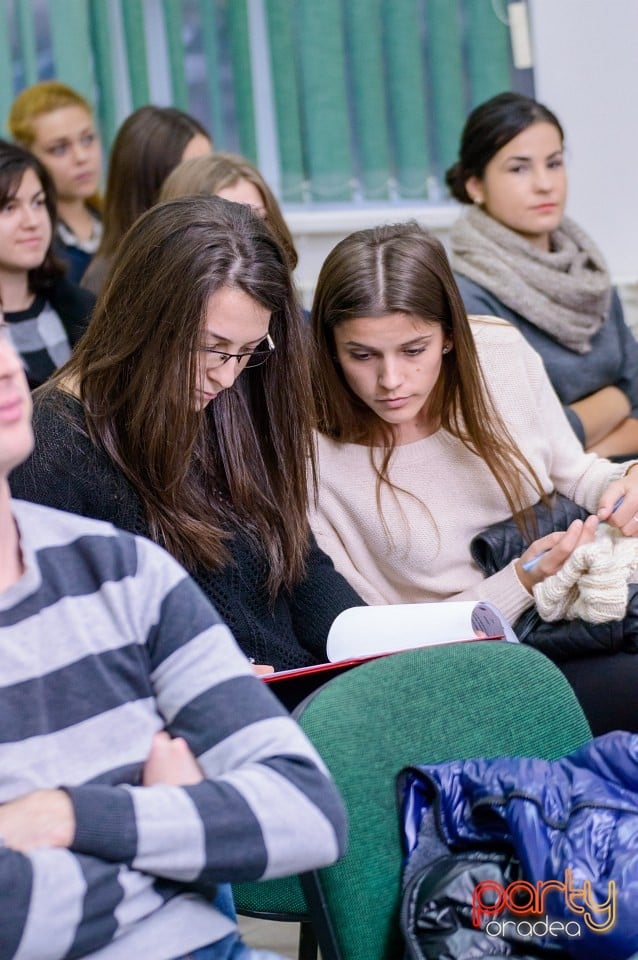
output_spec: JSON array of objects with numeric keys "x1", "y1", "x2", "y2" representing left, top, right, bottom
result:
[{"x1": 521, "y1": 496, "x2": 625, "y2": 573}]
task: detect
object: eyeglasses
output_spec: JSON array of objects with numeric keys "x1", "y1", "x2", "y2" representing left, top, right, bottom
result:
[{"x1": 199, "y1": 333, "x2": 275, "y2": 369}]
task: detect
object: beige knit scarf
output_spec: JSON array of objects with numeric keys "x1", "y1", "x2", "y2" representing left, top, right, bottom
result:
[
  {"x1": 534, "y1": 526, "x2": 638, "y2": 623},
  {"x1": 450, "y1": 206, "x2": 612, "y2": 354}
]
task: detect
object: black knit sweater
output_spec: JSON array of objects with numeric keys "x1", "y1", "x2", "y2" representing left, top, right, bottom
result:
[{"x1": 10, "y1": 391, "x2": 364, "y2": 671}]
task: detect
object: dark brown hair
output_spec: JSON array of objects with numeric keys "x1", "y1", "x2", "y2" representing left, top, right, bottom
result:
[
  {"x1": 446, "y1": 92, "x2": 564, "y2": 204},
  {"x1": 48, "y1": 195, "x2": 311, "y2": 593},
  {"x1": 97, "y1": 105, "x2": 212, "y2": 256},
  {"x1": 159, "y1": 152, "x2": 298, "y2": 270},
  {"x1": 311, "y1": 221, "x2": 545, "y2": 521},
  {"x1": 0, "y1": 138, "x2": 64, "y2": 291}
]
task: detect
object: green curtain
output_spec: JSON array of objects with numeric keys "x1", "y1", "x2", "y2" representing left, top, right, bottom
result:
[
  {"x1": 427, "y1": 0, "x2": 466, "y2": 180},
  {"x1": 88, "y1": 0, "x2": 119, "y2": 148},
  {"x1": 2, "y1": 0, "x2": 518, "y2": 205},
  {"x1": 344, "y1": 0, "x2": 391, "y2": 200},
  {"x1": 16, "y1": 0, "x2": 38, "y2": 88},
  {"x1": 120, "y1": 0, "x2": 150, "y2": 108},
  {"x1": 0, "y1": 4, "x2": 14, "y2": 136},
  {"x1": 296, "y1": 0, "x2": 353, "y2": 202},
  {"x1": 198, "y1": 0, "x2": 226, "y2": 146},
  {"x1": 227, "y1": 0, "x2": 257, "y2": 162},
  {"x1": 163, "y1": 0, "x2": 189, "y2": 110},
  {"x1": 383, "y1": 0, "x2": 430, "y2": 199},
  {"x1": 265, "y1": 0, "x2": 305, "y2": 202},
  {"x1": 48, "y1": 0, "x2": 94, "y2": 98},
  {"x1": 465, "y1": 0, "x2": 511, "y2": 106}
]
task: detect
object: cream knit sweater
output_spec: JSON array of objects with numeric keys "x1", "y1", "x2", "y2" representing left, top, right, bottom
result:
[{"x1": 310, "y1": 317, "x2": 629, "y2": 624}]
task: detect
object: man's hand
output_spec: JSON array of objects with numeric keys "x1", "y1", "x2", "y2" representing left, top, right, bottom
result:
[
  {"x1": 143, "y1": 731, "x2": 204, "y2": 786},
  {"x1": 0, "y1": 789, "x2": 75, "y2": 852}
]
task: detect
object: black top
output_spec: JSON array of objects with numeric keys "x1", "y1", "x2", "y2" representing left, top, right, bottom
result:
[
  {"x1": 10, "y1": 390, "x2": 364, "y2": 671},
  {"x1": 54, "y1": 211, "x2": 102, "y2": 284}
]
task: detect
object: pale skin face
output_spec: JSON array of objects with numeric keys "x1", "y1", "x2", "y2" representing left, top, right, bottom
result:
[
  {"x1": 0, "y1": 168, "x2": 52, "y2": 277},
  {"x1": 0, "y1": 320, "x2": 33, "y2": 482},
  {"x1": 181, "y1": 133, "x2": 213, "y2": 162},
  {"x1": 28, "y1": 105, "x2": 102, "y2": 203},
  {"x1": 195, "y1": 285, "x2": 271, "y2": 410},
  {"x1": 465, "y1": 121, "x2": 567, "y2": 252},
  {"x1": 333, "y1": 313, "x2": 452, "y2": 445},
  {"x1": 0, "y1": 316, "x2": 33, "y2": 597},
  {"x1": 215, "y1": 179, "x2": 267, "y2": 218}
]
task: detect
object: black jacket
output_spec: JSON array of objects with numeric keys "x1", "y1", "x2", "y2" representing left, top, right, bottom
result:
[{"x1": 471, "y1": 494, "x2": 638, "y2": 659}]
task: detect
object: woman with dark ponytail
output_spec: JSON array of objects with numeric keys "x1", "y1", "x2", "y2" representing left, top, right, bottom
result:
[{"x1": 447, "y1": 92, "x2": 638, "y2": 460}]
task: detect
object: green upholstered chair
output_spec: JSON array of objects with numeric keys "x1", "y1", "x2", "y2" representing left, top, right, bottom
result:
[
  {"x1": 295, "y1": 641, "x2": 592, "y2": 960},
  {"x1": 232, "y1": 876, "x2": 316, "y2": 960}
]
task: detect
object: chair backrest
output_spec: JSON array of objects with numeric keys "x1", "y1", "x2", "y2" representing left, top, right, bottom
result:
[{"x1": 296, "y1": 641, "x2": 592, "y2": 960}]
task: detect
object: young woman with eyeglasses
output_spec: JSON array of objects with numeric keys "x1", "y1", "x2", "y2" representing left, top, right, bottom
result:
[{"x1": 9, "y1": 195, "x2": 363, "y2": 671}]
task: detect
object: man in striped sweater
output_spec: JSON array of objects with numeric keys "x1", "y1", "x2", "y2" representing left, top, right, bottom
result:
[{"x1": 0, "y1": 319, "x2": 347, "y2": 957}]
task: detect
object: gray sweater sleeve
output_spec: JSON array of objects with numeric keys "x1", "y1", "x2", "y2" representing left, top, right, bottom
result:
[
  {"x1": 0, "y1": 847, "x2": 161, "y2": 960},
  {"x1": 454, "y1": 273, "x2": 588, "y2": 445},
  {"x1": 65, "y1": 539, "x2": 347, "y2": 885}
]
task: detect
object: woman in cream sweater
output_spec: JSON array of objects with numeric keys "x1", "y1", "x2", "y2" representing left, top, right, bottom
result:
[{"x1": 309, "y1": 221, "x2": 638, "y2": 734}]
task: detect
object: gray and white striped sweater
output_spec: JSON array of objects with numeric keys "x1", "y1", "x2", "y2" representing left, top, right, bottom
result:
[{"x1": 0, "y1": 500, "x2": 346, "y2": 960}]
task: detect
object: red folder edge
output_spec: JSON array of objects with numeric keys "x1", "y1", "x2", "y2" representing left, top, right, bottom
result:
[{"x1": 262, "y1": 633, "x2": 505, "y2": 685}]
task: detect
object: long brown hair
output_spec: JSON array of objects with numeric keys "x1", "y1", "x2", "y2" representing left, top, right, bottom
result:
[
  {"x1": 47, "y1": 195, "x2": 311, "y2": 593},
  {"x1": 97, "y1": 106, "x2": 212, "y2": 257},
  {"x1": 160, "y1": 152, "x2": 298, "y2": 270},
  {"x1": 311, "y1": 221, "x2": 545, "y2": 522}
]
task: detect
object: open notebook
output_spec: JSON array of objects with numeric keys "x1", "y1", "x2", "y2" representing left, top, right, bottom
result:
[{"x1": 263, "y1": 600, "x2": 517, "y2": 708}]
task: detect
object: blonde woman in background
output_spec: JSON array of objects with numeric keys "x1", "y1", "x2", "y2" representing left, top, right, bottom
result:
[
  {"x1": 160, "y1": 152, "x2": 298, "y2": 271},
  {"x1": 9, "y1": 80, "x2": 102, "y2": 283}
]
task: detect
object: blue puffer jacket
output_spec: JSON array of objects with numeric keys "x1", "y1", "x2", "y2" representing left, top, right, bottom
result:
[{"x1": 400, "y1": 731, "x2": 638, "y2": 960}]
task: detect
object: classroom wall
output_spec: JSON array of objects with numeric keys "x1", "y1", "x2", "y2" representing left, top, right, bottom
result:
[{"x1": 529, "y1": 0, "x2": 638, "y2": 284}]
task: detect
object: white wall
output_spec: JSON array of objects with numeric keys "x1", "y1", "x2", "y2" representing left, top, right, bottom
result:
[{"x1": 528, "y1": 0, "x2": 638, "y2": 284}]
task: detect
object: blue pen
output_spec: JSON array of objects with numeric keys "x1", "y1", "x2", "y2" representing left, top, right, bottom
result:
[{"x1": 521, "y1": 496, "x2": 625, "y2": 572}]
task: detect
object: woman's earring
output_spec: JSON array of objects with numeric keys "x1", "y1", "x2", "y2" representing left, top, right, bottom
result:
[{"x1": 442, "y1": 345, "x2": 451, "y2": 354}]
